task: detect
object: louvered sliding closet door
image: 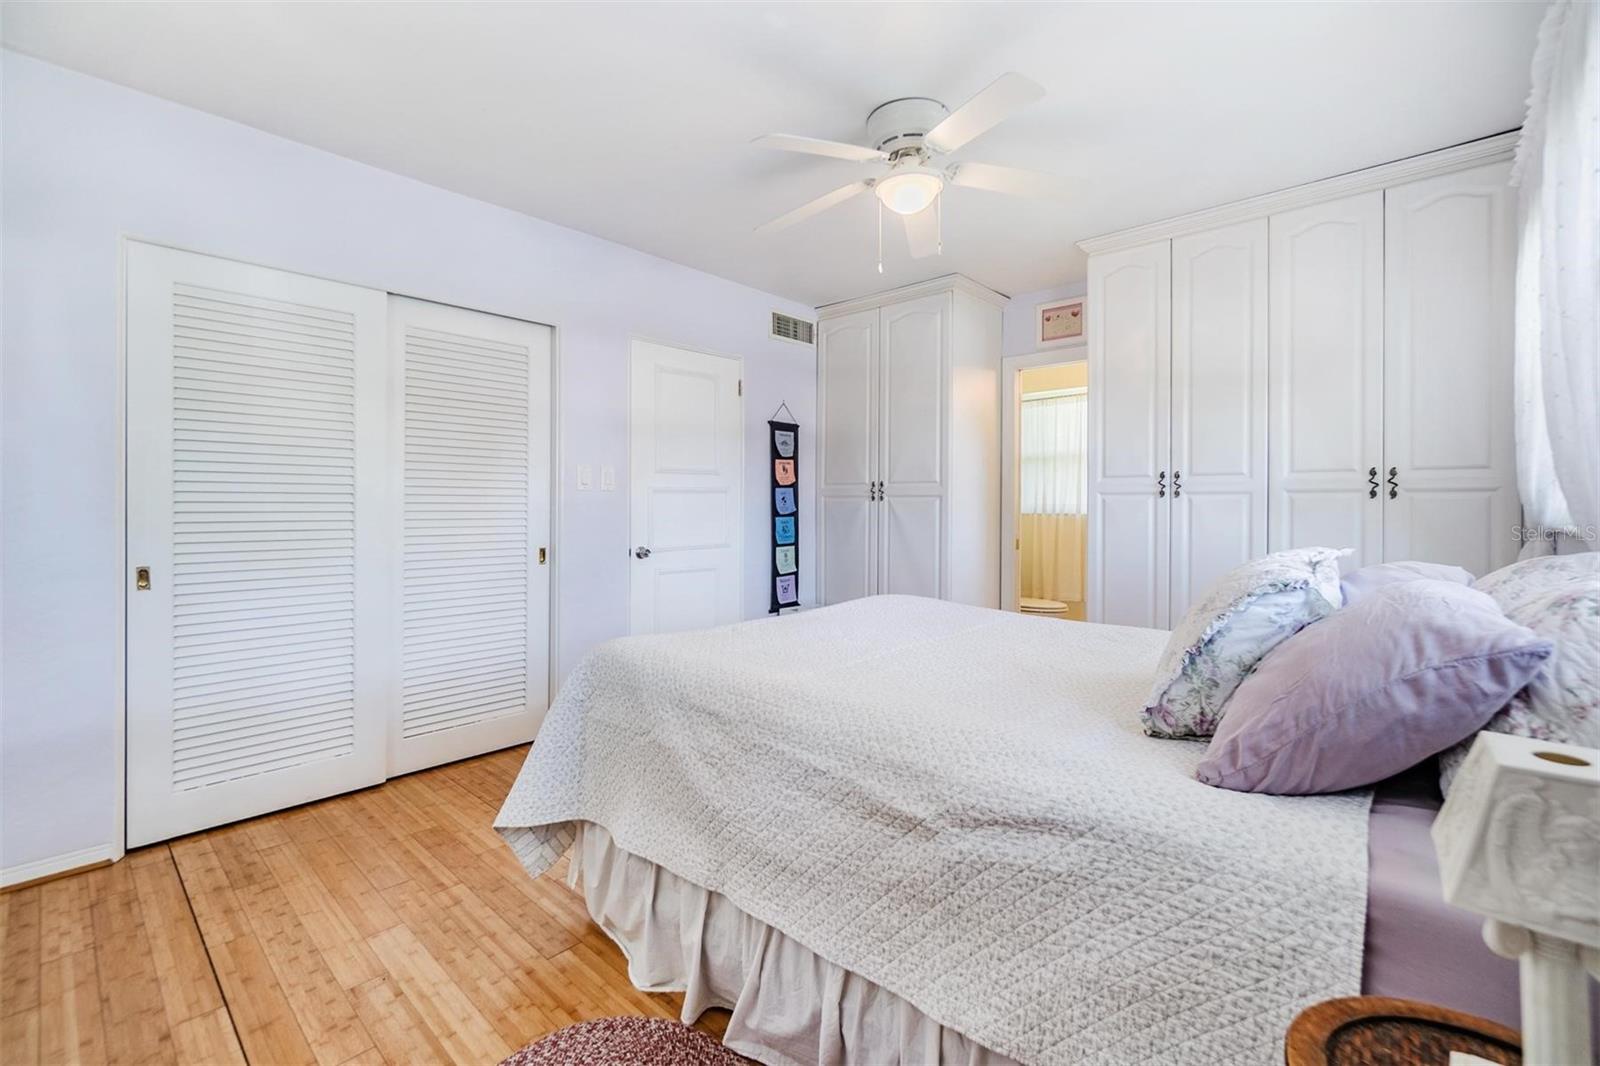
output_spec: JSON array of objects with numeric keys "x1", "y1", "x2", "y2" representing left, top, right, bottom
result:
[
  {"x1": 388, "y1": 297, "x2": 551, "y2": 775},
  {"x1": 127, "y1": 243, "x2": 390, "y2": 847}
]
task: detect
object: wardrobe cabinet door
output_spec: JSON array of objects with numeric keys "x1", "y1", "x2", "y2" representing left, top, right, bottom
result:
[
  {"x1": 878, "y1": 293, "x2": 948, "y2": 598},
  {"x1": 1088, "y1": 240, "x2": 1172, "y2": 627},
  {"x1": 1170, "y1": 220, "x2": 1268, "y2": 618},
  {"x1": 878, "y1": 293, "x2": 947, "y2": 495},
  {"x1": 817, "y1": 309, "x2": 878, "y2": 604},
  {"x1": 126, "y1": 243, "x2": 390, "y2": 847},
  {"x1": 1383, "y1": 161, "x2": 1517, "y2": 575},
  {"x1": 1268, "y1": 192, "x2": 1384, "y2": 568},
  {"x1": 880, "y1": 494, "x2": 943, "y2": 599},
  {"x1": 389, "y1": 297, "x2": 552, "y2": 776}
]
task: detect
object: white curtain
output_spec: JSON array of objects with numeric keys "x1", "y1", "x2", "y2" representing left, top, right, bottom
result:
[
  {"x1": 1020, "y1": 391, "x2": 1087, "y2": 516},
  {"x1": 1020, "y1": 391, "x2": 1087, "y2": 603},
  {"x1": 1513, "y1": 0, "x2": 1599, "y2": 555}
]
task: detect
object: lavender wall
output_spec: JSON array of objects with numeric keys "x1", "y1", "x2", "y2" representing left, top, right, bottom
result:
[
  {"x1": 0, "y1": 53, "x2": 818, "y2": 879},
  {"x1": 1002, "y1": 282, "x2": 1089, "y2": 358}
]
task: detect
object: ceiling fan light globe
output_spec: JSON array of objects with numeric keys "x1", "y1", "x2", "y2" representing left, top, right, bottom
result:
[{"x1": 875, "y1": 172, "x2": 944, "y2": 215}]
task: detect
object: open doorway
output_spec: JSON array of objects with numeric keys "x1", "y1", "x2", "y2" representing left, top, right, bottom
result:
[{"x1": 1001, "y1": 351, "x2": 1088, "y2": 620}]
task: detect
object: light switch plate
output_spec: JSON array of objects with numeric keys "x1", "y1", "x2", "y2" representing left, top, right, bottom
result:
[
  {"x1": 576, "y1": 464, "x2": 592, "y2": 490},
  {"x1": 600, "y1": 465, "x2": 616, "y2": 491}
]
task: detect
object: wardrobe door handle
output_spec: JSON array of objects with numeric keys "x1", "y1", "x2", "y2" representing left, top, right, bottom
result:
[
  {"x1": 1173, "y1": 471, "x2": 1182, "y2": 499},
  {"x1": 1387, "y1": 467, "x2": 1398, "y2": 500},
  {"x1": 1368, "y1": 467, "x2": 1379, "y2": 499},
  {"x1": 1157, "y1": 471, "x2": 1166, "y2": 499}
]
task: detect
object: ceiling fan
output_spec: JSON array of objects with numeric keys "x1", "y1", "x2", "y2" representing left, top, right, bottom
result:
[{"x1": 752, "y1": 73, "x2": 1069, "y2": 270}]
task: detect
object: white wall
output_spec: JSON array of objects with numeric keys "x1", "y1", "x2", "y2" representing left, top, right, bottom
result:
[
  {"x1": 0, "y1": 53, "x2": 818, "y2": 880},
  {"x1": 1002, "y1": 282, "x2": 1089, "y2": 359}
]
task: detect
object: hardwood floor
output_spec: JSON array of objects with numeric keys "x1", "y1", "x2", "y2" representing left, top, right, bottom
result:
[{"x1": 0, "y1": 746, "x2": 728, "y2": 1065}]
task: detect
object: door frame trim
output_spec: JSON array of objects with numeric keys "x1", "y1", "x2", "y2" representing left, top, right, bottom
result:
[
  {"x1": 625, "y1": 335, "x2": 746, "y2": 636},
  {"x1": 114, "y1": 236, "x2": 563, "y2": 862},
  {"x1": 1000, "y1": 344, "x2": 1088, "y2": 613}
]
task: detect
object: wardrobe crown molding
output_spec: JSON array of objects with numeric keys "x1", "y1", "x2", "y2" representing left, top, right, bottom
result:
[
  {"x1": 1077, "y1": 130, "x2": 1519, "y2": 257},
  {"x1": 817, "y1": 273, "x2": 1009, "y2": 319}
]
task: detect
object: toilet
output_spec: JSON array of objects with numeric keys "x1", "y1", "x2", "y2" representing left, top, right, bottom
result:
[{"x1": 1019, "y1": 597, "x2": 1072, "y2": 619}]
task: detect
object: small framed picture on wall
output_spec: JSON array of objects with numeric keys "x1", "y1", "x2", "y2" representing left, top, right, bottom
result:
[{"x1": 1036, "y1": 298, "x2": 1085, "y2": 346}]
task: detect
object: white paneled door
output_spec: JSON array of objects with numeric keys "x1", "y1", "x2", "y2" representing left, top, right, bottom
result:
[
  {"x1": 1383, "y1": 161, "x2": 1517, "y2": 575},
  {"x1": 1268, "y1": 191, "x2": 1384, "y2": 567},
  {"x1": 1170, "y1": 220, "x2": 1268, "y2": 618},
  {"x1": 127, "y1": 243, "x2": 390, "y2": 847},
  {"x1": 388, "y1": 297, "x2": 552, "y2": 775},
  {"x1": 628, "y1": 340, "x2": 743, "y2": 634},
  {"x1": 1088, "y1": 240, "x2": 1171, "y2": 627}
]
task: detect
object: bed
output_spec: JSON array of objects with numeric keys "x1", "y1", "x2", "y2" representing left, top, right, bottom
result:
[{"x1": 495, "y1": 595, "x2": 1518, "y2": 1065}]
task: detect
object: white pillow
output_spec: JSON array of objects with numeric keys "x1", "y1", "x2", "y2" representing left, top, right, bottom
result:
[
  {"x1": 1439, "y1": 552, "x2": 1600, "y2": 792},
  {"x1": 1141, "y1": 548, "x2": 1346, "y2": 738}
]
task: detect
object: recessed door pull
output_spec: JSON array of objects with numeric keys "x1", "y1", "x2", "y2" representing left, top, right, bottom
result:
[{"x1": 135, "y1": 566, "x2": 152, "y2": 591}]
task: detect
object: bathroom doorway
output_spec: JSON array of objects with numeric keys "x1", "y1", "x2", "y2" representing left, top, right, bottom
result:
[{"x1": 1001, "y1": 350, "x2": 1088, "y2": 620}]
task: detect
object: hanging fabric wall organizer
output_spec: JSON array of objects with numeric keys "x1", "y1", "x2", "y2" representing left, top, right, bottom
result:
[{"x1": 769, "y1": 404, "x2": 800, "y2": 613}]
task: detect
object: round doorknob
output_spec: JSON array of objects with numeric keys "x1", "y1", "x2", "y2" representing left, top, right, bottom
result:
[{"x1": 634, "y1": 546, "x2": 652, "y2": 559}]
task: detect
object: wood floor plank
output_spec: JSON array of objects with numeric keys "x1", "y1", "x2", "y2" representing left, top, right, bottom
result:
[
  {"x1": 312, "y1": 802, "x2": 408, "y2": 892},
  {"x1": 295, "y1": 837, "x2": 402, "y2": 940},
  {"x1": 2, "y1": 886, "x2": 43, "y2": 1017},
  {"x1": 38, "y1": 948, "x2": 108, "y2": 1066},
  {"x1": 255, "y1": 845, "x2": 387, "y2": 992},
  {"x1": 169, "y1": 1007, "x2": 246, "y2": 1066},
  {"x1": 366, "y1": 925, "x2": 511, "y2": 1065},
  {"x1": 377, "y1": 877, "x2": 558, "y2": 1049},
  {"x1": 130, "y1": 848, "x2": 226, "y2": 1027},
  {"x1": 90, "y1": 888, "x2": 176, "y2": 1065},
  {"x1": 208, "y1": 932, "x2": 319, "y2": 1066},
  {"x1": 225, "y1": 841, "x2": 378, "y2": 1066},
  {"x1": 0, "y1": 1007, "x2": 40, "y2": 1066},
  {"x1": 37, "y1": 876, "x2": 93, "y2": 964},
  {"x1": 348, "y1": 977, "x2": 452, "y2": 1066},
  {"x1": 167, "y1": 838, "x2": 253, "y2": 945}
]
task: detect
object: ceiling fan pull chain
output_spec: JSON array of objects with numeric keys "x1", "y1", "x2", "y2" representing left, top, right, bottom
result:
[
  {"x1": 937, "y1": 193, "x2": 944, "y2": 255},
  {"x1": 876, "y1": 198, "x2": 884, "y2": 274}
]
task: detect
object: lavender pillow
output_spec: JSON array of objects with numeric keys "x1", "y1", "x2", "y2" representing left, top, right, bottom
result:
[
  {"x1": 1196, "y1": 580, "x2": 1552, "y2": 795},
  {"x1": 1341, "y1": 561, "x2": 1474, "y2": 606}
]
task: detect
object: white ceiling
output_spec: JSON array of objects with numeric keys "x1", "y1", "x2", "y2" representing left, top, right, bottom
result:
[{"x1": 3, "y1": 1, "x2": 1543, "y2": 307}]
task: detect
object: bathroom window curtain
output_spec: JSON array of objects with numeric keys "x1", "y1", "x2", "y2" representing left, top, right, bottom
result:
[
  {"x1": 1019, "y1": 390, "x2": 1088, "y2": 604},
  {"x1": 1020, "y1": 390, "x2": 1088, "y2": 516}
]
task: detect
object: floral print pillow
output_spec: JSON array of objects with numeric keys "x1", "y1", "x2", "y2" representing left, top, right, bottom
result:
[
  {"x1": 1141, "y1": 548, "x2": 1347, "y2": 739},
  {"x1": 1440, "y1": 552, "x2": 1600, "y2": 792}
]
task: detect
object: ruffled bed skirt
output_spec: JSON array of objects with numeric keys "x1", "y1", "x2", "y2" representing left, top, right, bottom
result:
[{"x1": 568, "y1": 821, "x2": 1018, "y2": 1066}]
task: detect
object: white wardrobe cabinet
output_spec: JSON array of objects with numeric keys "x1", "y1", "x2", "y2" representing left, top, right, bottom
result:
[
  {"x1": 1084, "y1": 137, "x2": 1519, "y2": 628},
  {"x1": 1087, "y1": 221, "x2": 1268, "y2": 628},
  {"x1": 816, "y1": 277, "x2": 1004, "y2": 609}
]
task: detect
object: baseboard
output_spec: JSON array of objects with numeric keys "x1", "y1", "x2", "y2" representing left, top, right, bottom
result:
[{"x1": 0, "y1": 844, "x2": 121, "y2": 891}]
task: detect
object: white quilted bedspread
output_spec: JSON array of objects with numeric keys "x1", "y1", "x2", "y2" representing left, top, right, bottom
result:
[{"x1": 496, "y1": 596, "x2": 1372, "y2": 1065}]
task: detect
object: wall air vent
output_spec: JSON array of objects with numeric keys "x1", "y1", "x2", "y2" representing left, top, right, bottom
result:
[{"x1": 771, "y1": 311, "x2": 815, "y2": 345}]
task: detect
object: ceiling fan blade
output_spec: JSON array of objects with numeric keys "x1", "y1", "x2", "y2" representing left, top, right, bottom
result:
[
  {"x1": 755, "y1": 181, "x2": 873, "y2": 234},
  {"x1": 950, "y1": 161, "x2": 1072, "y2": 201},
  {"x1": 902, "y1": 206, "x2": 941, "y2": 259},
  {"x1": 924, "y1": 73, "x2": 1045, "y2": 154},
  {"x1": 752, "y1": 133, "x2": 888, "y2": 163}
]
